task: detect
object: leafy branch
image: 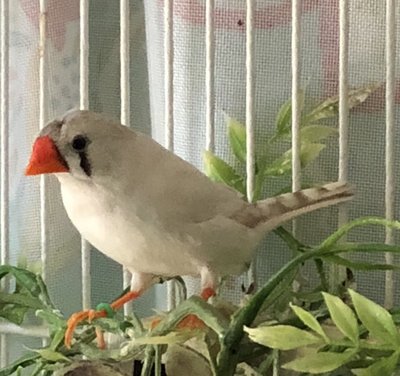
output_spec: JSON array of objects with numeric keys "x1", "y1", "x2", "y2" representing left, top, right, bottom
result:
[
  {"x1": 204, "y1": 83, "x2": 380, "y2": 200},
  {"x1": 246, "y1": 289, "x2": 400, "y2": 375}
]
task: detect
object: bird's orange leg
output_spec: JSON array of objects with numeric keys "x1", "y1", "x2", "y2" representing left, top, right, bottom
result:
[
  {"x1": 64, "y1": 290, "x2": 141, "y2": 349},
  {"x1": 201, "y1": 287, "x2": 216, "y2": 300}
]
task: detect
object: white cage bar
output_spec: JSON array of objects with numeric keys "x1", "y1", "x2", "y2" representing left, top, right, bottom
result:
[
  {"x1": 330, "y1": 0, "x2": 350, "y2": 288},
  {"x1": 245, "y1": 0, "x2": 256, "y2": 286},
  {"x1": 39, "y1": 0, "x2": 49, "y2": 284},
  {"x1": 39, "y1": 0, "x2": 50, "y2": 348},
  {"x1": 164, "y1": 0, "x2": 176, "y2": 310},
  {"x1": 291, "y1": 0, "x2": 302, "y2": 193},
  {"x1": 80, "y1": 0, "x2": 91, "y2": 310},
  {"x1": 120, "y1": 0, "x2": 133, "y2": 316},
  {"x1": 0, "y1": 0, "x2": 9, "y2": 367},
  {"x1": 384, "y1": 0, "x2": 397, "y2": 308},
  {"x1": 245, "y1": 0, "x2": 255, "y2": 204},
  {"x1": 205, "y1": 0, "x2": 215, "y2": 152},
  {"x1": 338, "y1": 0, "x2": 349, "y2": 185}
]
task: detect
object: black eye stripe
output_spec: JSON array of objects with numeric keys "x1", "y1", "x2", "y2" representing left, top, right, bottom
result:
[{"x1": 79, "y1": 152, "x2": 92, "y2": 177}]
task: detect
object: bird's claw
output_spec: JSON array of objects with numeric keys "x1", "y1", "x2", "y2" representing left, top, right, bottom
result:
[
  {"x1": 201, "y1": 287, "x2": 216, "y2": 300},
  {"x1": 64, "y1": 308, "x2": 107, "y2": 349},
  {"x1": 65, "y1": 310, "x2": 90, "y2": 349}
]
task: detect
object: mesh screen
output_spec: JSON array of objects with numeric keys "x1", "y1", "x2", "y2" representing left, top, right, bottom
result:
[{"x1": 3, "y1": 0, "x2": 400, "y2": 364}]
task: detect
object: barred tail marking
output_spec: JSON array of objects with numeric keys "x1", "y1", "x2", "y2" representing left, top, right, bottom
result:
[{"x1": 232, "y1": 182, "x2": 353, "y2": 229}]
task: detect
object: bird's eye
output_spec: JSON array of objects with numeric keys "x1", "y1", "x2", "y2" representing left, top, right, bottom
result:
[{"x1": 71, "y1": 135, "x2": 88, "y2": 152}]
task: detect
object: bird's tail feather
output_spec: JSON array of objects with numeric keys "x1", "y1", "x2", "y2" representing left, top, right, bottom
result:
[
  {"x1": 230, "y1": 182, "x2": 353, "y2": 229},
  {"x1": 254, "y1": 181, "x2": 353, "y2": 230}
]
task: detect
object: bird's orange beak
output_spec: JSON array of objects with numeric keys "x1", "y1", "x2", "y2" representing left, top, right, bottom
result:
[{"x1": 25, "y1": 136, "x2": 69, "y2": 176}]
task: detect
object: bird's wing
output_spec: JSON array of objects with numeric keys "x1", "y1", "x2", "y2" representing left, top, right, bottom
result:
[{"x1": 118, "y1": 132, "x2": 247, "y2": 225}]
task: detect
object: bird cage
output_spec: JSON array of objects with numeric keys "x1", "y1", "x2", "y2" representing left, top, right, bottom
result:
[{"x1": 0, "y1": 0, "x2": 399, "y2": 375}]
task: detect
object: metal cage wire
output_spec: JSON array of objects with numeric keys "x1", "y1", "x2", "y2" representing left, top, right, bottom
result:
[{"x1": 0, "y1": 0, "x2": 398, "y2": 368}]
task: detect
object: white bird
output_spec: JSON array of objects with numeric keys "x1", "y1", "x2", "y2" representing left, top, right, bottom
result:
[{"x1": 25, "y1": 110, "x2": 353, "y2": 347}]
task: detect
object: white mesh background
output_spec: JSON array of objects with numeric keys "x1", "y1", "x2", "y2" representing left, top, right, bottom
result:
[{"x1": 3, "y1": 0, "x2": 400, "y2": 366}]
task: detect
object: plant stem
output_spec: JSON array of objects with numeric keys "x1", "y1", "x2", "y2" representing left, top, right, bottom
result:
[
  {"x1": 154, "y1": 346, "x2": 162, "y2": 376},
  {"x1": 315, "y1": 258, "x2": 328, "y2": 291},
  {"x1": 216, "y1": 248, "x2": 324, "y2": 375},
  {"x1": 274, "y1": 226, "x2": 329, "y2": 290},
  {"x1": 320, "y1": 217, "x2": 400, "y2": 250},
  {"x1": 257, "y1": 351, "x2": 274, "y2": 375},
  {"x1": 140, "y1": 346, "x2": 155, "y2": 376},
  {"x1": 273, "y1": 226, "x2": 305, "y2": 253}
]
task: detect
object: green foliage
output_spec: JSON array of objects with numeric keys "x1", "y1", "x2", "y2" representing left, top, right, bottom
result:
[
  {"x1": 204, "y1": 84, "x2": 377, "y2": 200},
  {"x1": 246, "y1": 290, "x2": 400, "y2": 374},
  {"x1": 3, "y1": 225, "x2": 400, "y2": 375},
  {"x1": 289, "y1": 303, "x2": 329, "y2": 342},
  {"x1": 244, "y1": 325, "x2": 321, "y2": 350},
  {"x1": 322, "y1": 292, "x2": 358, "y2": 344}
]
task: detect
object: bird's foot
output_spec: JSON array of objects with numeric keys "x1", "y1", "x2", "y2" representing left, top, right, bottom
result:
[
  {"x1": 201, "y1": 287, "x2": 216, "y2": 300},
  {"x1": 64, "y1": 291, "x2": 141, "y2": 349},
  {"x1": 65, "y1": 307, "x2": 110, "y2": 349},
  {"x1": 64, "y1": 309, "x2": 102, "y2": 349}
]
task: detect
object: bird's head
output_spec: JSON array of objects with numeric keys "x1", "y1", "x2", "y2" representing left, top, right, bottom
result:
[{"x1": 25, "y1": 110, "x2": 128, "y2": 181}]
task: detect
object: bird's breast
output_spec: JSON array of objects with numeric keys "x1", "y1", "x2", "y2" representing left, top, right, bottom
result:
[{"x1": 59, "y1": 178, "x2": 200, "y2": 277}]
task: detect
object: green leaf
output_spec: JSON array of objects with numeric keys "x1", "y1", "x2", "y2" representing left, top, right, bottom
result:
[
  {"x1": 79, "y1": 342, "x2": 136, "y2": 361},
  {"x1": 346, "y1": 84, "x2": 381, "y2": 109},
  {"x1": 352, "y1": 352, "x2": 399, "y2": 376},
  {"x1": 304, "y1": 83, "x2": 380, "y2": 123},
  {"x1": 226, "y1": 116, "x2": 247, "y2": 163},
  {"x1": 49, "y1": 329, "x2": 66, "y2": 351},
  {"x1": 325, "y1": 255, "x2": 400, "y2": 271},
  {"x1": 283, "y1": 350, "x2": 355, "y2": 374},
  {"x1": 274, "y1": 91, "x2": 305, "y2": 141},
  {"x1": 322, "y1": 292, "x2": 359, "y2": 344},
  {"x1": 35, "y1": 274, "x2": 54, "y2": 308},
  {"x1": 300, "y1": 143, "x2": 325, "y2": 167},
  {"x1": 349, "y1": 289, "x2": 400, "y2": 346},
  {"x1": 275, "y1": 98, "x2": 292, "y2": 138},
  {"x1": 264, "y1": 143, "x2": 324, "y2": 177},
  {"x1": 289, "y1": 303, "x2": 329, "y2": 342},
  {"x1": 0, "y1": 353, "x2": 40, "y2": 376},
  {"x1": 300, "y1": 125, "x2": 337, "y2": 143},
  {"x1": 244, "y1": 325, "x2": 321, "y2": 350},
  {"x1": 36, "y1": 309, "x2": 65, "y2": 330},
  {"x1": 33, "y1": 348, "x2": 71, "y2": 363},
  {"x1": 0, "y1": 266, "x2": 42, "y2": 297},
  {"x1": 253, "y1": 172, "x2": 265, "y2": 201},
  {"x1": 203, "y1": 150, "x2": 245, "y2": 193},
  {"x1": 0, "y1": 305, "x2": 29, "y2": 325},
  {"x1": 30, "y1": 362, "x2": 45, "y2": 376},
  {"x1": 264, "y1": 152, "x2": 292, "y2": 177},
  {"x1": 0, "y1": 291, "x2": 44, "y2": 310}
]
